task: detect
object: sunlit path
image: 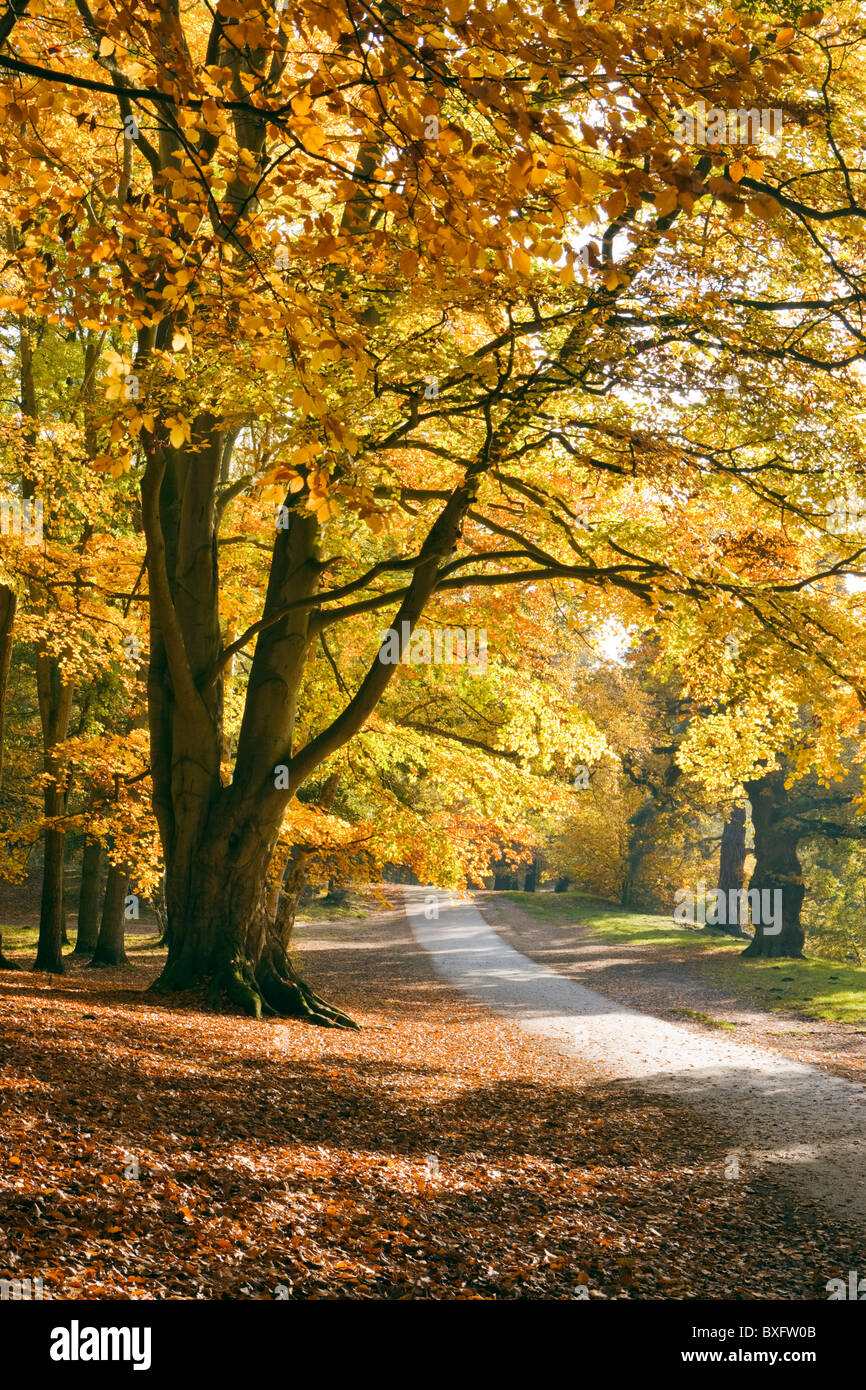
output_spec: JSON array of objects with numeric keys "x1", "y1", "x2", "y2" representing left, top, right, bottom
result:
[{"x1": 407, "y1": 888, "x2": 866, "y2": 1229}]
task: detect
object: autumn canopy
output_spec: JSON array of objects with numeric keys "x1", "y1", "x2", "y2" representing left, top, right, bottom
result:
[{"x1": 0, "y1": 0, "x2": 865, "y2": 1017}]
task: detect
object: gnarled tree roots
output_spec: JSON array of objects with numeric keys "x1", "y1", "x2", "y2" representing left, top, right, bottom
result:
[
  {"x1": 219, "y1": 954, "x2": 359, "y2": 1028},
  {"x1": 153, "y1": 949, "x2": 359, "y2": 1030}
]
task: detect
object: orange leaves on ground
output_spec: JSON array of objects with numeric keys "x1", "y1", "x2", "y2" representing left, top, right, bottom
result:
[{"x1": 0, "y1": 902, "x2": 861, "y2": 1300}]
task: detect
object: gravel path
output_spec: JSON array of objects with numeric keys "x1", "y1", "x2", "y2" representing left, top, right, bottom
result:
[
  {"x1": 406, "y1": 887, "x2": 866, "y2": 1230},
  {"x1": 481, "y1": 892, "x2": 866, "y2": 1086}
]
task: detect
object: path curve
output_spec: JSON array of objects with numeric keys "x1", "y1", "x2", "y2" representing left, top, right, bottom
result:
[{"x1": 405, "y1": 887, "x2": 866, "y2": 1228}]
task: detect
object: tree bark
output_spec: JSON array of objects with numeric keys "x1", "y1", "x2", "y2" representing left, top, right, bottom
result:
[
  {"x1": 74, "y1": 836, "x2": 102, "y2": 956},
  {"x1": 35, "y1": 821, "x2": 67, "y2": 972},
  {"x1": 0, "y1": 584, "x2": 17, "y2": 788},
  {"x1": 272, "y1": 846, "x2": 312, "y2": 951},
  {"x1": 33, "y1": 656, "x2": 74, "y2": 973},
  {"x1": 151, "y1": 871, "x2": 169, "y2": 947},
  {"x1": 741, "y1": 769, "x2": 806, "y2": 958},
  {"x1": 621, "y1": 802, "x2": 654, "y2": 908},
  {"x1": 89, "y1": 862, "x2": 130, "y2": 967},
  {"x1": 715, "y1": 804, "x2": 748, "y2": 937}
]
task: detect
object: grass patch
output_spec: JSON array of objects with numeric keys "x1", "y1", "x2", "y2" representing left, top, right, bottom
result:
[
  {"x1": 673, "y1": 1007, "x2": 737, "y2": 1030},
  {"x1": 495, "y1": 890, "x2": 866, "y2": 1028},
  {"x1": 0, "y1": 920, "x2": 164, "y2": 965},
  {"x1": 296, "y1": 890, "x2": 371, "y2": 924},
  {"x1": 499, "y1": 889, "x2": 741, "y2": 953},
  {"x1": 0, "y1": 922, "x2": 40, "y2": 953},
  {"x1": 706, "y1": 954, "x2": 866, "y2": 1028}
]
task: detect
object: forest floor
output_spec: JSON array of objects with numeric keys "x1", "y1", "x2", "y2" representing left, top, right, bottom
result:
[
  {"x1": 485, "y1": 891, "x2": 866, "y2": 1078},
  {"x1": 1, "y1": 896, "x2": 864, "y2": 1298}
]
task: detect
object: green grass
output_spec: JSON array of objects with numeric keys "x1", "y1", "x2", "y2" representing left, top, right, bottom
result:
[
  {"x1": 496, "y1": 889, "x2": 866, "y2": 1028},
  {"x1": 296, "y1": 891, "x2": 371, "y2": 924},
  {"x1": 0, "y1": 922, "x2": 40, "y2": 953},
  {"x1": 673, "y1": 1007, "x2": 737, "y2": 1030},
  {"x1": 500, "y1": 889, "x2": 741, "y2": 952},
  {"x1": 0, "y1": 920, "x2": 164, "y2": 962}
]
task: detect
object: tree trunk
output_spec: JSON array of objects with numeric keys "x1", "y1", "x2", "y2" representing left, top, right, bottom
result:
[
  {"x1": 0, "y1": 584, "x2": 17, "y2": 788},
  {"x1": 35, "y1": 822, "x2": 66, "y2": 972},
  {"x1": 272, "y1": 846, "x2": 312, "y2": 951},
  {"x1": 89, "y1": 863, "x2": 130, "y2": 967},
  {"x1": 33, "y1": 653, "x2": 74, "y2": 973},
  {"x1": 741, "y1": 769, "x2": 806, "y2": 958},
  {"x1": 61, "y1": 882, "x2": 70, "y2": 946},
  {"x1": 139, "y1": 262, "x2": 486, "y2": 1023},
  {"x1": 621, "y1": 802, "x2": 655, "y2": 908},
  {"x1": 524, "y1": 851, "x2": 540, "y2": 892},
  {"x1": 151, "y1": 871, "x2": 169, "y2": 947},
  {"x1": 154, "y1": 824, "x2": 357, "y2": 1027},
  {"x1": 74, "y1": 836, "x2": 102, "y2": 956},
  {"x1": 323, "y1": 877, "x2": 349, "y2": 906},
  {"x1": 715, "y1": 804, "x2": 748, "y2": 937}
]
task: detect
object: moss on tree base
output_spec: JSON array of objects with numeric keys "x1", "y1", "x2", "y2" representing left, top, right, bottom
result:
[{"x1": 151, "y1": 950, "x2": 360, "y2": 1030}]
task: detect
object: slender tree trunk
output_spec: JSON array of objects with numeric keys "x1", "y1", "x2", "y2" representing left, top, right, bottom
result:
[
  {"x1": 621, "y1": 803, "x2": 653, "y2": 908},
  {"x1": 323, "y1": 877, "x2": 349, "y2": 906},
  {"x1": 0, "y1": 584, "x2": 17, "y2": 788},
  {"x1": 524, "y1": 851, "x2": 540, "y2": 892},
  {"x1": 61, "y1": 879, "x2": 70, "y2": 946},
  {"x1": 35, "y1": 821, "x2": 66, "y2": 972},
  {"x1": 74, "y1": 836, "x2": 102, "y2": 956},
  {"x1": 151, "y1": 871, "x2": 169, "y2": 947},
  {"x1": 741, "y1": 769, "x2": 806, "y2": 959},
  {"x1": 24, "y1": 317, "x2": 76, "y2": 973},
  {"x1": 273, "y1": 846, "x2": 312, "y2": 950},
  {"x1": 269, "y1": 774, "x2": 341, "y2": 948},
  {"x1": 89, "y1": 863, "x2": 129, "y2": 967},
  {"x1": 33, "y1": 657, "x2": 74, "y2": 973},
  {"x1": 715, "y1": 804, "x2": 748, "y2": 937}
]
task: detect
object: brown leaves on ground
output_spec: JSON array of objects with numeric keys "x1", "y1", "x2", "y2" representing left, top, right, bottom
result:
[{"x1": 0, "y1": 905, "x2": 862, "y2": 1299}]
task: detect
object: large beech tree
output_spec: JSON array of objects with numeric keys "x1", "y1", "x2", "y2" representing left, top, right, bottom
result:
[{"x1": 4, "y1": 0, "x2": 866, "y2": 1012}]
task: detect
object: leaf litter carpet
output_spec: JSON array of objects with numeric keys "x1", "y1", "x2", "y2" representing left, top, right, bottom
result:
[{"x1": 0, "y1": 900, "x2": 862, "y2": 1298}]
